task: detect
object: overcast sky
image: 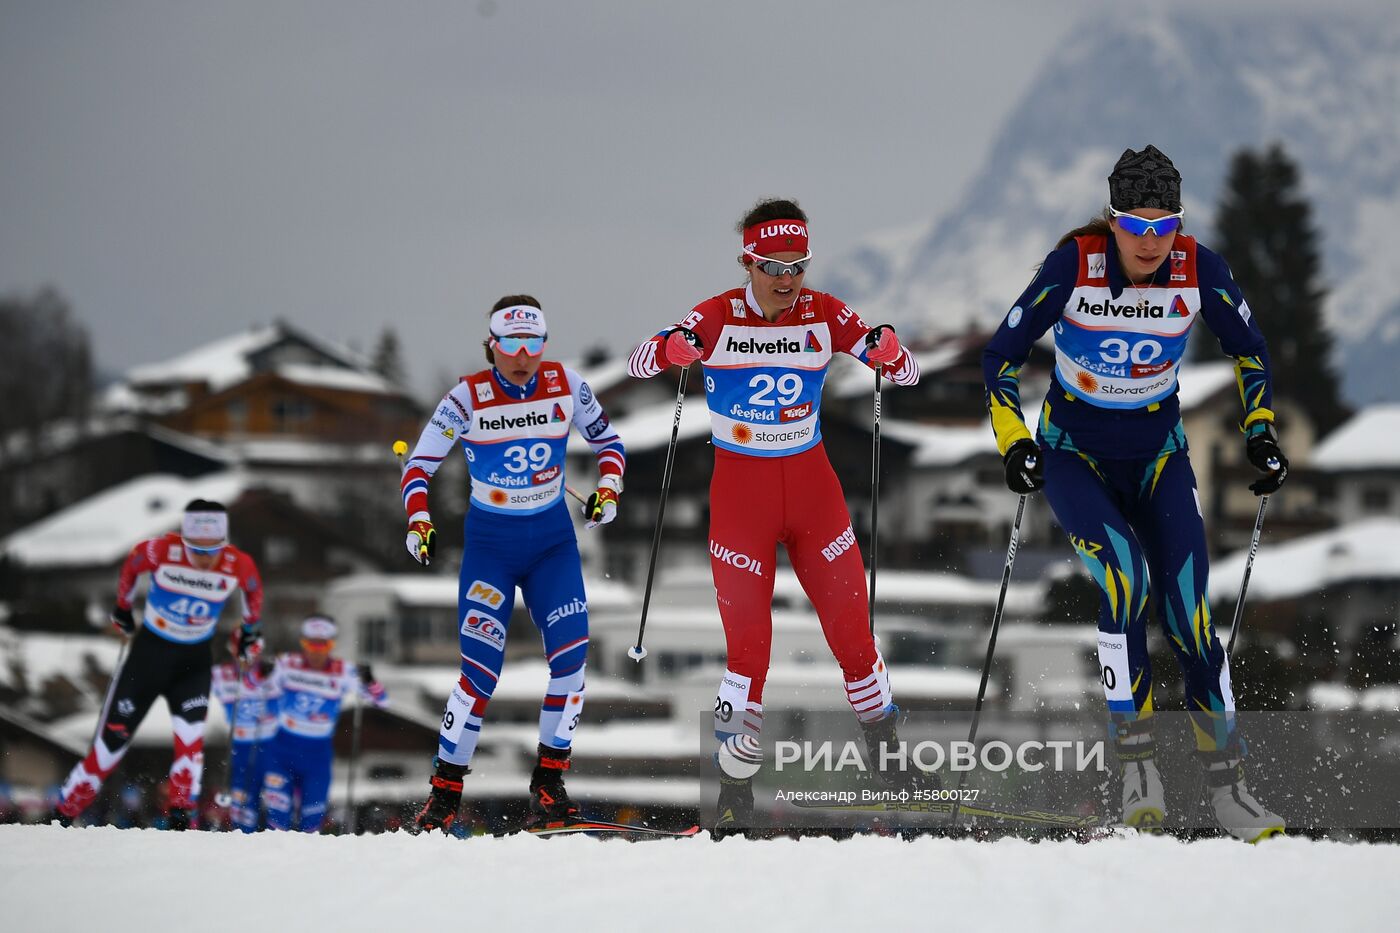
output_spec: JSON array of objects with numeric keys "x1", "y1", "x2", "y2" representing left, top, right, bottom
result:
[{"x1": 1, "y1": 0, "x2": 1389, "y2": 394}]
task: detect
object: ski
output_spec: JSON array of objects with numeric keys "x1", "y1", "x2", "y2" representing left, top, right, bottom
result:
[
  {"x1": 787, "y1": 796, "x2": 1104, "y2": 829},
  {"x1": 525, "y1": 817, "x2": 702, "y2": 838}
]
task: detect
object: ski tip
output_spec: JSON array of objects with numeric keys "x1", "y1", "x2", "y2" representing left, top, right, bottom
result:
[{"x1": 526, "y1": 818, "x2": 700, "y2": 839}]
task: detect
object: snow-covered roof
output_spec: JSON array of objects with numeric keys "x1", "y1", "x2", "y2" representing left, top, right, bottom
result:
[
  {"x1": 761, "y1": 662, "x2": 984, "y2": 698},
  {"x1": 774, "y1": 569, "x2": 1043, "y2": 614},
  {"x1": 0, "y1": 705, "x2": 88, "y2": 756},
  {"x1": 1176, "y1": 361, "x2": 1238, "y2": 412},
  {"x1": 830, "y1": 344, "x2": 967, "y2": 398},
  {"x1": 1210, "y1": 517, "x2": 1400, "y2": 603},
  {"x1": 1, "y1": 472, "x2": 250, "y2": 568},
  {"x1": 880, "y1": 419, "x2": 996, "y2": 467},
  {"x1": 224, "y1": 438, "x2": 399, "y2": 466},
  {"x1": 125, "y1": 325, "x2": 285, "y2": 389},
  {"x1": 570, "y1": 358, "x2": 632, "y2": 396},
  {"x1": 0, "y1": 416, "x2": 232, "y2": 465},
  {"x1": 1312, "y1": 404, "x2": 1400, "y2": 471},
  {"x1": 273, "y1": 363, "x2": 397, "y2": 395},
  {"x1": 1359, "y1": 686, "x2": 1400, "y2": 712},
  {"x1": 121, "y1": 323, "x2": 390, "y2": 396},
  {"x1": 569, "y1": 720, "x2": 701, "y2": 757},
  {"x1": 325, "y1": 574, "x2": 636, "y2": 610},
  {"x1": 568, "y1": 396, "x2": 713, "y2": 454},
  {"x1": 1305, "y1": 682, "x2": 1357, "y2": 711},
  {"x1": 0, "y1": 627, "x2": 124, "y2": 700},
  {"x1": 383, "y1": 660, "x2": 650, "y2": 703},
  {"x1": 51, "y1": 699, "x2": 229, "y2": 749}
]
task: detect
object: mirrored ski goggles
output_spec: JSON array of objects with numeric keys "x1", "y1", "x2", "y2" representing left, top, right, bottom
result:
[
  {"x1": 300, "y1": 638, "x2": 335, "y2": 652},
  {"x1": 743, "y1": 249, "x2": 813, "y2": 277},
  {"x1": 182, "y1": 538, "x2": 227, "y2": 555},
  {"x1": 1110, "y1": 208, "x2": 1184, "y2": 237},
  {"x1": 491, "y1": 335, "x2": 546, "y2": 357}
]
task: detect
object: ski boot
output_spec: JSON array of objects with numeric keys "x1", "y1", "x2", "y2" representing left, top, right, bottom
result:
[
  {"x1": 711, "y1": 775, "x2": 755, "y2": 841},
  {"x1": 1200, "y1": 751, "x2": 1284, "y2": 843},
  {"x1": 860, "y1": 708, "x2": 939, "y2": 792},
  {"x1": 51, "y1": 783, "x2": 96, "y2": 828},
  {"x1": 1116, "y1": 721, "x2": 1164, "y2": 833},
  {"x1": 527, "y1": 745, "x2": 579, "y2": 825},
  {"x1": 413, "y1": 758, "x2": 469, "y2": 834},
  {"x1": 165, "y1": 807, "x2": 196, "y2": 831}
]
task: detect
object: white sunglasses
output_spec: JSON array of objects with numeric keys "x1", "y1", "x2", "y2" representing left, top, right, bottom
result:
[{"x1": 743, "y1": 248, "x2": 813, "y2": 277}]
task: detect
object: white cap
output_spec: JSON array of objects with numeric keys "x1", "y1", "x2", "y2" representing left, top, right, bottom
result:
[
  {"x1": 489, "y1": 305, "x2": 547, "y2": 338},
  {"x1": 301, "y1": 616, "x2": 338, "y2": 641}
]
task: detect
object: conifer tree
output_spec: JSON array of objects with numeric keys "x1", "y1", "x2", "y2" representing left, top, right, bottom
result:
[{"x1": 1201, "y1": 144, "x2": 1346, "y2": 432}]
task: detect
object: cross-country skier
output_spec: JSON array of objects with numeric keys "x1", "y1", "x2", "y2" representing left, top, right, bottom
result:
[
  {"x1": 627, "y1": 199, "x2": 924, "y2": 834},
  {"x1": 982, "y1": 145, "x2": 1287, "y2": 842},
  {"x1": 253, "y1": 615, "x2": 387, "y2": 833},
  {"x1": 406, "y1": 295, "x2": 626, "y2": 834},
  {"x1": 211, "y1": 645, "x2": 278, "y2": 832},
  {"x1": 52, "y1": 499, "x2": 264, "y2": 830}
]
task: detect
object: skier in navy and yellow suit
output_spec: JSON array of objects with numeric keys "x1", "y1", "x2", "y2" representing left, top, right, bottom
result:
[{"x1": 982, "y1": 145, "x2": 1288, "y2": 842}]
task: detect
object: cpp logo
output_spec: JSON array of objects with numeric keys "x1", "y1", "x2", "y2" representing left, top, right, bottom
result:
[
  {"x1": 461, "y1": 611, "x2": 506, "y2": 651},
  {"x1": 503, "y1": 309, "x2": 540, "y2": 322}
]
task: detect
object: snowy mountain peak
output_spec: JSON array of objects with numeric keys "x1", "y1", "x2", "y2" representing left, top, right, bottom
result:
[{"x1": 824, "y1": 8, "x2": 1400, "y2": 404}]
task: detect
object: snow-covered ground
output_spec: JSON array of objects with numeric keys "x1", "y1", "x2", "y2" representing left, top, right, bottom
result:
[{"x1": 2, "y1": 826, "x2": 1398, "y2": 932}]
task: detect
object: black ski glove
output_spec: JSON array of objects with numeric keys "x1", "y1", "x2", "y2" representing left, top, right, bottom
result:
[
  {"x1": 234, "y1": 623, "x2": 264, "y2": 664},
  {"x1": 1245, "y1": 424, "x2": 1289, "y2": 496},
  {"x1": 111, "y1": 605, "x2": 135, "y2": 635},
  {"x1": 1002, "y1": 439, "x2": 1044, "y2": 494}
]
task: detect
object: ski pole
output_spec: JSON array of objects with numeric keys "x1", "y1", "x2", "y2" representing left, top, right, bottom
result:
[
  {"x1": 869, "y1": 362, "x2": 883, "y2": 635},
  {"x1": 1226, "y1": 469, "x2": 1275, "y2": 655},
  {"x1": 347, "y1": 681, "x2": 364, "y2": 835},
  {"x1": 629, "y1": 361, "x2": 694, "y2": 662},
  {"x1": 1190, "y1": 472, "x2": 1275, "y2": 830},
  {"x1": 951, "y1": 486, "x2": 1030, "y2": 825},
  {"x1": 87, "y1": 634, "x2": 130, "y2": 752},
  {"x1": 214, "y1": 659, "x2": 245, "y2": 811},
  {"x1": 393, "y1": 439, "x2": 434, "y2": 567}
]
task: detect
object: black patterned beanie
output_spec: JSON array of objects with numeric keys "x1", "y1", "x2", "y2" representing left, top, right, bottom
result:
[{"x1": 1108, "y1": 145, "x2": 1182, "y2": 212}]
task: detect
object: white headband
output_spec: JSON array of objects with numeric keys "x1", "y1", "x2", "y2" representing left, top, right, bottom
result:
[
  {"x1": 302, "y1": 616, "x2": 338, "y2": 640},
  {"x1": 182, "y1": 511, "x2": 228, "y2": 542},
  {"x1": 489, "y1": 305, "x2": 547, "y2": 338}
]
